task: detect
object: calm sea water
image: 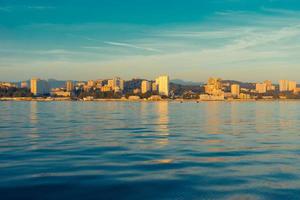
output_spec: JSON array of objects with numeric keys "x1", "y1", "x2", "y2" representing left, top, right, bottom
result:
[{"x1": 0, "y1": 101, "x2": 300, "y2": 200}]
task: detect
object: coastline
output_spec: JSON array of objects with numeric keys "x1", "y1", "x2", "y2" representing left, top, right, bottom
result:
[{"x1": 1, "y1": 97, "x2": 300, "y2": 102}]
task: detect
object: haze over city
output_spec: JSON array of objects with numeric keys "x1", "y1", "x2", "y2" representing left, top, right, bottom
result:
[{"x1": 1, "y1": 0, "x2": 300, "y2": 82}]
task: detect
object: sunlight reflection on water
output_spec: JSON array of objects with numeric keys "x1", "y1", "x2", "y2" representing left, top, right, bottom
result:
[{"x1": 0, "y1": 101, "x2": 300, "y2": 200}]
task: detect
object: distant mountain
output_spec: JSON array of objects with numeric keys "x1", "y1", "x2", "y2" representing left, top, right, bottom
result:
[
  {"x1": 47, "y1": 79, "x2": 67, "y2": 89},
  {"x1": 171, "y1": 79, "x2": 204, "y2": 86},
  {"x1": 222, "y1": 80, "x2": 255, "y2": 89},
  {"x1": 15, "y1": 79, "x2": 67, "y2": 89}
]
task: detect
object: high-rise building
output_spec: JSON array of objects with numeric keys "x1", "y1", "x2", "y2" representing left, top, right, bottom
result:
[
  {"x1": 87, "y1": 80, "x2": 95, "y2": 88},
  {"x1": 204, "y1": 77, "x2": 223, "y2": 95},
  {"x1": 108, "y1": 77, "x2": 124, "y2": 92},
  {"x1": 279, "y1": 80, "x2": 289, "y2": 92},
  {"x1": 264, "y1": 80, "x2": 275, "y2": 91},
  {"x1": 231, "y1": 84, "x2": 240, "y2": 97},
  {"x1": 256, "y1": 83, "x2": 267, "y2": 94},
  {"x1": 155, "y1": 75, "x2": 169, "y2": 96},
  {"x1": 288, "y1": 81, "x2": 297, "y2": 92},
  {"x1": 279, "y1": 80, "x2": 297, "y2": 92},
  {"x1": 141, "y1": 80, "x2": 151, "y2": 94},
  {"x1": 66, "y1": 81, "x2": 74, "y2": 92},
  {"x1": 30, "y1": 78, "x2": 49, "y2": 96}
]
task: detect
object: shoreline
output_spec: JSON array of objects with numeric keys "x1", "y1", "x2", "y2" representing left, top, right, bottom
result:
[{"x1": 1, "y1": 97, "x2": 300, "y2": 102}]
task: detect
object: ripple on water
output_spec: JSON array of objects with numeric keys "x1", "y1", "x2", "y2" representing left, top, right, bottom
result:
[{"x1": 0, "y1": 101, "x2": 300, "y2": 200}]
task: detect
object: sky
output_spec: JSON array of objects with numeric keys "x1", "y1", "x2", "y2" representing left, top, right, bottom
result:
[{"x1": 1, "y1": 0, "x2": 300, "y2": 82}]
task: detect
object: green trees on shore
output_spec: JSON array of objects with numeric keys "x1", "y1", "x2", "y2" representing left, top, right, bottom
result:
[{"x1": 0, "y1": 88, "x2": 33, "y2": 97}]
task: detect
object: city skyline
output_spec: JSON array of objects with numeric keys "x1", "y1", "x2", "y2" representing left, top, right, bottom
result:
[
  {"x1": 2, "y1": 75, "x2": 300, "y2": 101},
  {"x1": 1, "y1": 0, "x2": 300, "y2": 82}
]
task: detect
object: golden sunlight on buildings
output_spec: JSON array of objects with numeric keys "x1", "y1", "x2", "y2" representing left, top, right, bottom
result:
[
  {"x1": 30, "y1": 78, "x2": 50, "y2": 96},
  {"x1": 201, "y1": 78, "x2": 224, "y2": 100},
  {"x1": 255, "y1": 83, "x2": 267, "y2": 94},
  {"x1": 279, "y1": 80, "x2": 297, "y2": 92},
  {"x1": 231, "y1": 84, "x2": 240, "y2": 98},
  {"x1": 66, "y1": 80, "x2": 74, "y2": 92},
  {"x1": 141, "y1": 80, "x2": 151, "y2": 94},
  {"x1": 155, "y1": 75, "x2": 169, "y2": 96},
  {"x1": 155, "y1": 102, "x2": 170, "y2": 146}
]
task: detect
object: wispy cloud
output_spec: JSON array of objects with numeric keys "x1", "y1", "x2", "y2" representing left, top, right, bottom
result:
[
  {"x1": 2, "y1": 6, "x2": 300, "y2": 81},
  {"x1": 26, "y1": 6, "x2": 55, "y2": 10},
  {"x1": 72, "y1": 35, "x2": 163, "y2": 53},
  {"x1": 104, "y1": 41, "x2": 162, "y2": 53}
]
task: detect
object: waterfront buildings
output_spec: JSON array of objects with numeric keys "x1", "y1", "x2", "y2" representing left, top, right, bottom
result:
[
  {"x1": 264, "y1": 80, "x2": 275, "y2": 91},
  {"x1": 133, "y1": 88, "x2": 141, "y2": 94},
  {"x1": 203, "y1": 78, "x2": 224, "y2": 100},
  {"x1": 100, "y1": 85, "x2": 112, "y2": 92},
  {"x1": 30, "y1": 78, "x2": 50, "y2": 96},
  {"x1": 21, "y1": 81, "x2": 28, "y2": 88},
  {"x1": 0, "y1": 82, "x2": 17, "y2": 88},
  {"x1": 155, "y1": 75, "x2": 169, "y2": 96},
  {"x1": 205, "y1": 78, "x2": 222, "y2": 95},
  {"x1": 141, "y1": 80, "x2": 151, "y2": 94},
  {"x1": 66, "y1": 81, "x2": 74, "y2": 92},
  {"x1": 279, "y1": 80, "x2": 289, "y2": 92},
  {"x1": 231, "y1": 84, "x2": 240, "y2": 97},
  {"x1": 148, "y1": 95, "x2": 162, "y2": 101},
  {"x1": 294, "y1": 88, "x2": 300, "y2": 94},
  {"x1": 108, "y1": 77, "x2": 124, "y2": 92},
  {"x1": 51, "y1": 89, "x2": 71, "y2": 97},
  {"x1": 2, "y1": 75, "x2": 300, "y2": 100},
  {"x1": 239, "y1": 93, "x2": 251, "y2": 100},
  {"x1": 128, "y1": 95, "x2": 141, "y2": 100},
  {"x1": 256, "y1": 83, "x2": 267, "y2": 94},
  {"x1": 200, "y1": 94, "x2": 224, "y2": 101},
  {"x1": 87, "y1": 80, "x2": 96, "y2": 88},
  {"x1": 288, "y1": 81, "x2": 297, "y2": 92},
  {"x1": 152, "y1": 82, "x2": 158, "y2": 92},
  {"x1": 95, "y1": 80, "x2": 103, "y2": 88},
  {"x1": 279, "y1": 80, "x2": 297, "y2": 92}
]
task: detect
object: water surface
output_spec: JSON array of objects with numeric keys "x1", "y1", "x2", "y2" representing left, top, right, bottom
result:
[{"x1": 0, "y1": 101, "x2": 300, "y2": 199}]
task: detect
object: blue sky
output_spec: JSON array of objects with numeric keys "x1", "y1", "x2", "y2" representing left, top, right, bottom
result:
[{"x1": 1, "y1": 0, "x2": 300, "y2": 82}]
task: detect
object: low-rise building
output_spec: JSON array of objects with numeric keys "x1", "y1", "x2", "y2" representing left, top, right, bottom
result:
[
  {"x1": 51, "y1": 90, "x2": 72, "y2": 97},
  {"x1": 256, "y1": 83, "x2": 267, "y2": 94},
  {"x1": 239, "y1": 93, "x2": 251, "y2": 100},
  {"x1": 199, "y1": 94, "x2": 225, "y2": 101},
  {"x1": 128, "y1": 96, "x2": 141, "y2": 100},
  {"x1": 21, "y1": 81, "x2": 28, "y2": 88},
  {"x1": 148, "y1": 95, "x2": 162, "y2": 101},
  {"x1": 133, "y1": 88, "x2": 141, "y2": 94},
  {"x1": 100, "y1": 85, "x2": 112, "y2": 92}
]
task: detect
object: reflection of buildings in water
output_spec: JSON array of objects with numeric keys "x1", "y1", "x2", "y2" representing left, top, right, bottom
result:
[
  {"x1": 155, "y1": 102, "x2": 169, "y2": 135},
  {"x1": 278, "y1": 102, "x2": 293, "y2": 131},
  {"x1": 230, "y1": 103, "x2": 241, "y2": 135},
  {"x1": 29, "y1": 101, "x2": 38, "y2": 127},
  {"x1": 255, "y1": 102, "x2": 278, "y2": 134},
  {"x1": 139, "y1": 102, "x2": 150, "y2": 122},
  {"x1": 201, "y1": 103, "x2": 228, "y2": 163},
  {"x1": 28, "y1": 102, "x2": 39, "y2": 149},
  {"x1": 203, "y1": 102, "x2": 222, "y2": 135},
  {"x1": 155, "y1": 102, "x2": 170, "y2": 146},
  {"x1": 255, "y1": 103, "x2": 266, "y2": 134}
]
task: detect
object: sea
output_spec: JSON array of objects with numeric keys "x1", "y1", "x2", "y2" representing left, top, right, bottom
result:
[{"x1": 0, "y1": 101, "x2": 300, "y2": 200}]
